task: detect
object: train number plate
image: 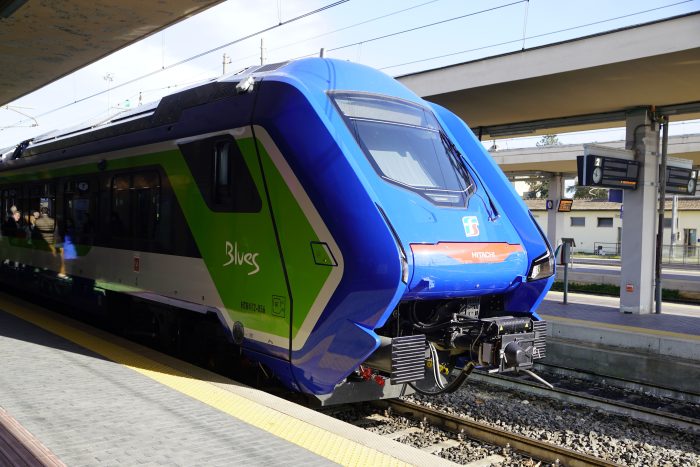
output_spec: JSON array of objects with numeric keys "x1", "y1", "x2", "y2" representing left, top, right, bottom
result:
[{"x1": 461, "y1": 298, "x2": 480, "y2": 319}]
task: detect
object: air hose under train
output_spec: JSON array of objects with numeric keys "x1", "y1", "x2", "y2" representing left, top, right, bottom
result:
[{"x1": 408, "y1": 343, "x2": 475, "y2": 395}]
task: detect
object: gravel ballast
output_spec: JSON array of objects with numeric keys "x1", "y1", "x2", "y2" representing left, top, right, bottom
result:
[{"x1": 408, "y1": 379, "x2": 700, "y2": 466}]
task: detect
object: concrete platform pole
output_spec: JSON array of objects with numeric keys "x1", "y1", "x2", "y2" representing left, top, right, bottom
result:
[
  {"x1": 620, "y1": 109, "x2": 659, "y2": 314},
  {"x1": 546, "y1": 173, "x2": 565, "y2": 248}
]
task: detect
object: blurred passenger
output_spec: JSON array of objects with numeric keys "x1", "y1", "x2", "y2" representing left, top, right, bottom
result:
[
  {"x1": 4, "y1": 208, "x2": 24, "y2": 238},
  {"x1": 35, "y1": 207, "x2": 55, "y2": 245},
  {"x1": 25, "y1": 212, "x2": 38, "y2": 243}
]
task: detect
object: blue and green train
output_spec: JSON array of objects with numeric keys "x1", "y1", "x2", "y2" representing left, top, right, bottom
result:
[{"x1": 0, "y1": 58, "x2": 554, "y2": 403}]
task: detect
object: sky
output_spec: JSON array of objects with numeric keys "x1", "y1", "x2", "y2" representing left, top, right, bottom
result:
[{"x1": 1, "y1": 0, "x2": 699, "y2": 149}]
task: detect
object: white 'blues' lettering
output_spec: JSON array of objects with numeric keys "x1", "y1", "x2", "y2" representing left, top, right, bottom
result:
[{"x1": 223, "y1": 241, "x2": 260, "y2": 275}]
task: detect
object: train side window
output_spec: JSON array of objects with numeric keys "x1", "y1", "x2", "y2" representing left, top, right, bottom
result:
[
  {"x1": 111, "y1": 175, "x2": 130, "y2": 237},
  {"x1": 110, "y1": 171, "x2": 160, "y2": 245},
  {"x1": 132, "y1": 171, "x2": 160, "y2": 240},
  {"x1": 214, "y1": 141, "x2": 233, "y2": 205},
  {"x1": 64, "y1": 180, "x2": 95, "y2": 245},
  {"x1": 29, "y1": 183, "x2": 56, "y2": 246},
  {"x1": 180, "y1": 135, "x2": 261, "y2": 213},
  {"x1": 1, "y1": 187, "x2": 22, "y2": 237},
  {"x1": 1, "y1": 188, "x2": 18, "y2": 221}
]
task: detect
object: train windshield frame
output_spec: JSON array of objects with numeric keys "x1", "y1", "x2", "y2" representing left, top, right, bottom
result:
[{"x1": 330, "y1": 92, "x2": 474, "y2": 207}]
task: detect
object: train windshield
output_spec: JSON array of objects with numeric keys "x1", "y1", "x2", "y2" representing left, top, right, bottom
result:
[{"x1": 332, "y1": 93, "x2": 474, "y2": 206}]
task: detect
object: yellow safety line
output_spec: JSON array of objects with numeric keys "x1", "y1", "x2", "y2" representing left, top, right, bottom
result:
[
  {"x1": 540, "y1": 313, "x2": 700, "y2": 341},
  {"x1": 0, "y1": 298, "x2": 410, "y2": 467}
]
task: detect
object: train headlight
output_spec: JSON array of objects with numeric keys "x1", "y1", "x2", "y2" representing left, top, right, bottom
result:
[
  {"x1": 527, "y1": 250, "x2": 554, "y2": 281},
  {"x1": 376, "y1": 204, "x2": 410, "y2": 284},
  {"x1": 401, "y1": 254, "x2": 409, "y2": 283}
]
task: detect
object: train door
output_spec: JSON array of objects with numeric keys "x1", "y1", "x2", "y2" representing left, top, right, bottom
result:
[
  {"x1": 251, "y1": 127, "x2": 344, "y2": 365},
  {"x1": 178, "y1": 133, "x2": 291, "y2": 361}
]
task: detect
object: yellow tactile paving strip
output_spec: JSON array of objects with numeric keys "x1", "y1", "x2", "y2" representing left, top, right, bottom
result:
[
  {"x1": 540, "y1": 314, "x2": 700, "y2": 342},
  {"x1": 0, "y1": 295, "x2": 410, "y2": 467}
]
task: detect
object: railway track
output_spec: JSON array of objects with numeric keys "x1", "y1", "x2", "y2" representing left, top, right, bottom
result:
[
  {"x1": 324, "y1": 403, "x2": 517, "y2": 465},
  {"x1": 535, "y1": 362, "x2": 700, "y2": 405},
  {"x1": 333, "y1": 363, "x2": 700, "y2": 465},
  {"x1": 367, "y1": 364, "x2": 699, "y2": 466},
  {"x1": 469, "y1": 370, "x2": 700, "y2": 434},
  {"x1": 373, "y1": 399, "x2": 619, "y2": 467}
]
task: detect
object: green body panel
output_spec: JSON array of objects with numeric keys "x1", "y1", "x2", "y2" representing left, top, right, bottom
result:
[
  {"x1": 255, "y1": 140, "x2": 334, "y2": 339},
  {"x1": 0, "y1": 132, "x2": 336, "y2": 344},
  {"x1": 148, "y1": 143, "x2": 291, "y2": 339}
]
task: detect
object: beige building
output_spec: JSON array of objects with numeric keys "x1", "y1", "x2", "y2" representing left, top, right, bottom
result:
[{"x1": 525, "y1": 198, "x2": 700, "y2": 256}]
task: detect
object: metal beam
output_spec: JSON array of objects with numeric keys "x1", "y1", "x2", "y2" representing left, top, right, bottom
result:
[{"x1": 476, "y1": 101, "x2": 700, "y2": 140}]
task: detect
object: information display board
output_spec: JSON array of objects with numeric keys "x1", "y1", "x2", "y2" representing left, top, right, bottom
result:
[
  {"x1": 577, "y1": 155, "x2": 640, "y2": 190},
  {"x1": 665, "y1": 166, "x2": 698, "y2": 195}
]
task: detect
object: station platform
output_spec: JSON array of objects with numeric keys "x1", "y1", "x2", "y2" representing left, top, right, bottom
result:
[
  {"x1": 0, "y1": 293, "x2": 456, "y2": 467},
  {"x1": 537, "y1": 291, "x2": 700, "y2": 397}
]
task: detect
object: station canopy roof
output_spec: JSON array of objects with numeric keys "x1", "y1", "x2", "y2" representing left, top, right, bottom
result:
[
  {"x1": 2, "y1": 4, "x2": 699, "y2": 144},
  {"x1": 398, "y1": 12, "x2": 700, "y2": 139},
  {"x1": 0, "y1": 0, "x2": 223, "y2": 106}
]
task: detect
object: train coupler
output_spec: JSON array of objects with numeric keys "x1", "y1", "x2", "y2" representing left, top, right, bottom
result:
[{"x1": 473, "y1": 318, "x2": 547, "y2": 373}]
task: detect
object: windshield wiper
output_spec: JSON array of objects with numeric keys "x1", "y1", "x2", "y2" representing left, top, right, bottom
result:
[
  {"x1": 439, "y1": 130, "x2": 475, "y2": 194},
  {"x1": 439, "y1": 130, "x2": 460, "y2": 157}
]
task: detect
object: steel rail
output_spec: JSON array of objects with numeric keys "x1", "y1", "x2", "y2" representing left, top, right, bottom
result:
[
  {"x1": 469, "y1": 370, "x2": 700, "y2": 434},
  {"x1": 535, "y1": 362, "x2": 700, "y2": 403},
  {"x1": 375, "y1": 399, "x2": 620, "y2": 467}
]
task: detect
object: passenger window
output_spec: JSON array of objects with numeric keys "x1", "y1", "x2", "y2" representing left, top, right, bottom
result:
[
  {"x1": 110, "y1": 171, "x2": 160, "y2": 241},
  {"x1": 1, "y1": 187, "x2": 24, "y2": 238},
  {"x1": 214, "y1": 141, "x2": 233, "y2": 205},
  {"x1": 180, "y1": 135, "x2": 261, "y2": 213},
  {"x1": 132, "y1": 171, "x2": 160, "y2": 240},
  {"x1": 111, "y1": 175, "x2": 130, "y2": 237},
  {"x1": 64, "y1": 180, "x2": 95, "y2": 245},
  {"x1": 29, "y1": 183, "x2": 56, "y2": 246}
]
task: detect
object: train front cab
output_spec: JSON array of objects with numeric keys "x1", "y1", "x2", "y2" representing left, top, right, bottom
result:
[{"x1": 323, "y1": 87, "x2": 555, "y2": 397}]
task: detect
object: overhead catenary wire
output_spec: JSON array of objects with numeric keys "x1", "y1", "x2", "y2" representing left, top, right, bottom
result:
[
  {"x1": 287, "y1": 0, "x2": 528, "y2": 63},
  {"x1": 185, "y1": 0, "x2": 446, "y2": 82},
  {"x1": 268, "y1": 0, "x2": 442, "y2": 55},
  {"x1": 2, "y1": 0, "x2": 442, "y2": 131},
  {"x1": 3, "y1": 0, "x2": 696, "y2": 133},
  {"x1": 324, "y1": 0, "x2": 527, "y2": 55},
  {"x1": 380, "y1": 0, "x2": 695, "y2": 70},
  {"x1": 2, "y1": 0, "x2": 349, "y2": 130}
]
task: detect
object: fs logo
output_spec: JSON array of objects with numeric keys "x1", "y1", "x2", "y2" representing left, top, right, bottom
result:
[{"x1": 462, "y1": 216, "x2": 480, "y2": 238}]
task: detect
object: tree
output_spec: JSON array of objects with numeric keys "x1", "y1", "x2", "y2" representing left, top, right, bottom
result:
[
  {"x1": 573, "y1": 186, "x2": 608, "y2": 199},
  {"x1": 569, "y1": 177, "x2": 608, "y2": 199},
  {"x1": 527, "y1": 179, "x2": 549, "y2": 199},
  {"x1": 536, "y1": 134, "x2": 562, "y2": 147}
]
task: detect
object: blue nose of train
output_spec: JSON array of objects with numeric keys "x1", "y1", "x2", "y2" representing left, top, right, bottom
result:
[
  {"x1": 392, "y1": 193, "x2": 529, "y2": 299},
  {"x1": 408, "y1": 240, "x2": 528, "y2": 296}
]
